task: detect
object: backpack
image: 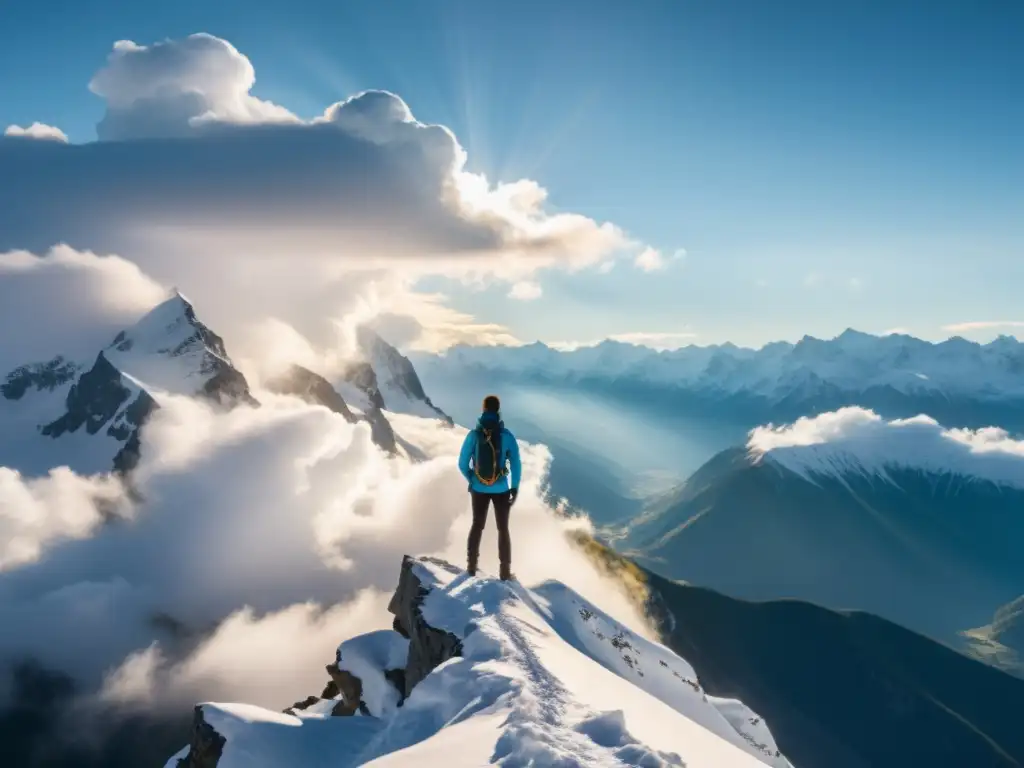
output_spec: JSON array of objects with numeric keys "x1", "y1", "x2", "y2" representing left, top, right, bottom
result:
[{"x1": 473, "y1": 420, "x2": 508, "y2": 486}]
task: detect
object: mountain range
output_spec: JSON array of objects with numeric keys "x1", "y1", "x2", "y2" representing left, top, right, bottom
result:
[
  {"x1": 6, "y1": 306, "x2": 1024, "y2": 767},
  {"x1": 0, "y1": 290, "x2": 451, "y2": 479},
  {"x1": 412, "y1": 330, "x2": 1024, "y2": 432},
  {"x1": 615, "y1": 408, "x2": 1024, "y2": 659}
]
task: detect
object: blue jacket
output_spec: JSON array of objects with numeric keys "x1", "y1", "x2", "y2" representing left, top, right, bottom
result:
[{"x1": 458, "y1": 417, "x2": 522, "y2": 494}]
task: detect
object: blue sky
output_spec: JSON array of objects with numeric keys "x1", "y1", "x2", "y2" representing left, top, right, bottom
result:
[{"x1": 2, "y1": 0, "x2": 1022, "y2": 348}]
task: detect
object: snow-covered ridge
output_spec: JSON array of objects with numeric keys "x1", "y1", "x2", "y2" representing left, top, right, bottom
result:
[
  {"x1": 168, "y1": 555, "x2": 790, "y2": 768},
  {"x1": 419, "y1": 329, "x2": 1024, "y2": 402},
  {"x1": 747, "y1": 406, "x2": 1024, "y2": 490}
]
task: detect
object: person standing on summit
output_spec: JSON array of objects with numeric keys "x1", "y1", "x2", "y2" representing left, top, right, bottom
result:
[{"x1": 458, "y1": 394, "x2": 522, "y2": 580}]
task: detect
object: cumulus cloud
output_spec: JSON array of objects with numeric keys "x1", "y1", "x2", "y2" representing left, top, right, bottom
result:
[
  {"x1": 747, "y1": 406, "x2": 1024, "y2": 490},
  {"x1": 0, "y1": 246, "x2": 166, "y2": 374},
  {"x1": 508, "y1": 280, "x2": 543, "y2": 301},
  {"x1": 0, "y1": 391, "x2": 648, "y2": 716},
  {"x1": 89, "y1": 34, "x2": 298, "y2": 141},
  {"x1": 4, "y1": 123, "x2": 68, "y2": 142},
  {"x1": 0, "y1": 33, "x2": 644, "y2": 356},
  {"x1": 0, "y1": 33, "x2": 657, "y2": 760},
  {"x1": 0, "y1": 468, "x2": 128, "y2": 572},
  {"x1": 0, "y1": 33, "x2": 630, "y2": 273}
]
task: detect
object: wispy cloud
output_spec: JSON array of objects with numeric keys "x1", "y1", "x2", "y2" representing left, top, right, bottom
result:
[
  {"x1": 634, "y1": 247, "x2": 686, "y2": 273},
  {"x1": 943, "y1": 321, "x2": 1024, "y2": 333},
  {"x1": 508, "y1": 281, "x2": 542, "y2": 301}
]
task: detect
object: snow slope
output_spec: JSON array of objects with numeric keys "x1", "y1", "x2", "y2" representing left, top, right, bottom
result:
[
  {"x1": 169, "y1": 557, "x2": 790, "y2": 767},
  {"x1": 747, "y1": 406, "x2": 1024, "y2": 490}
]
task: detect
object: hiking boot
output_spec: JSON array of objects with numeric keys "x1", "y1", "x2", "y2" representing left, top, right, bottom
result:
[
  {"x1": 467, "y1": 561, "x2": 478, "y2": 576},
  {"x1": 499, "y1": 564, "x2": 513, "y2": 581}
]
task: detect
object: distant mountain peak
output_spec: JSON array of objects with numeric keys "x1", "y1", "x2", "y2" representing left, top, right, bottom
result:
[
  {"x1": 354, "y1": 326, "x2": 452, "y2": 423},
  {"x1": 1, "y1": 292, "x2": 255, "y2": 476},
  {"x1": 415, "y1": 327, "x2": 1024, "y2": 428},
  {"x1": 103, "y1": 292, "x2": 254, "y2": 406},
  {"x1": 747, "y1": 407, "x2": 1024, "y2": 492}
]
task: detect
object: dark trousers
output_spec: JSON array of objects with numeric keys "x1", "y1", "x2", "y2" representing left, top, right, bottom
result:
[{"x1": 467, "y1": 490, "x2": 511, "y2": 570}]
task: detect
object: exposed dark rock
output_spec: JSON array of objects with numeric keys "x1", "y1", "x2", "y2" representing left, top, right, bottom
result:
[
  {"x1": 320, "y1": 679, "x2": 340, "y2": 699},
  {"x1": 2, "y1": 356, "x2": 80, "y2": 400},
  {"x1": 341, "y1": 361, "x2": 385, "y2": 410},
  {"x1": 267, "y1": 364, "x2": 357, "y2": 421},
  {"x1": 106, "y1": 390, "x2": 157, "y2": 440},
  {"x1": 177, "y1": 297, "x2": 231, "y2": 361},
  {"x1": 384, "y1": 668, "x2": 407, "y2": 706},
  {"x1": 364, "y1": 407, "x2": 398, "y2": 454},
  {"x1": 283, "y1": 695, "x2": 320, "y2": 715},
  {"x1": 266, "y1": 363, "x2": 397, "y2": 453},
  {"x1": 387, "y1": 555, "x2": 463, "y2": 697},
  {"x1": 201, "y1": 365, "x2": 259, "y2": 407},
  {"x1": 324, "y1": 663, "x2": 368, "y2": 716},
  {"x1": 357, "y1": 327, "x2": 453, "y2": 424},
  {"x1": 111, "y1": 330, "x2": 133, "y2": 352},
  {"x1": 41, "y1": 353, "x2": 131, "y2": 438},
  {"x1": 175, "y1": 707, "x2": 225, "y2": 768}
]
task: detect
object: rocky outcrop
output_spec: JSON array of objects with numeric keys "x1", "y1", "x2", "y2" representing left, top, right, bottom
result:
[
  {"x1": 387, "y1": 555, "x2": 463, "y2": 696},
  {"x1": 356, "y1": 327, "x2": 453, "y2": 425},
  {"x1": 40, "y1": 352, "x2": 132, "y2": 438},
  {"x1": 1, "y1": 356, "x2": 80, "y2": 400},
  {"x1": 175, "y1": 706, "x2": 225, "y2": 768},
  {"x1": 325, "y1": 662, "x2": 369, "y2": 716},
  {"x1": 202, "y1": 365, "x2": 259, "y2": 407},
  {"x1": 283, "y1": 695, "x2": 320, "y2": 715},
  {"x1": 341, "y1": 361, "x2": 385, "y2": 410},
  {"x1": 172, "y1": 556, "x2": 463, "y2": 766},
  {"x1": 267, "y1": 364, "x2": 357, "y2": 422},
  {"x1": 267, "y1": 363, "x2": 397, "y2": 454}
]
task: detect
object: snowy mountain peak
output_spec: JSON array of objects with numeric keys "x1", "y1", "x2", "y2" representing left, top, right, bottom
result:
[
  {"x1": 354, "y1": 326, "x2": 452, "y2": 423},
  {"x1": 104, "y1": 291, "x2": 255, "y2": 405},
  {"x1": 747, "y1": 406, "x2": 1024, "y2": 491},
  {"x1": 168, "y1": 555, "x2": 790, "y2": 768},
  {"x1": 417, "y1": 328, "x2": 1024, "y2": 425},
  {"x1": 0, "y1": 292, "x2": 255, "y2": 476}
]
